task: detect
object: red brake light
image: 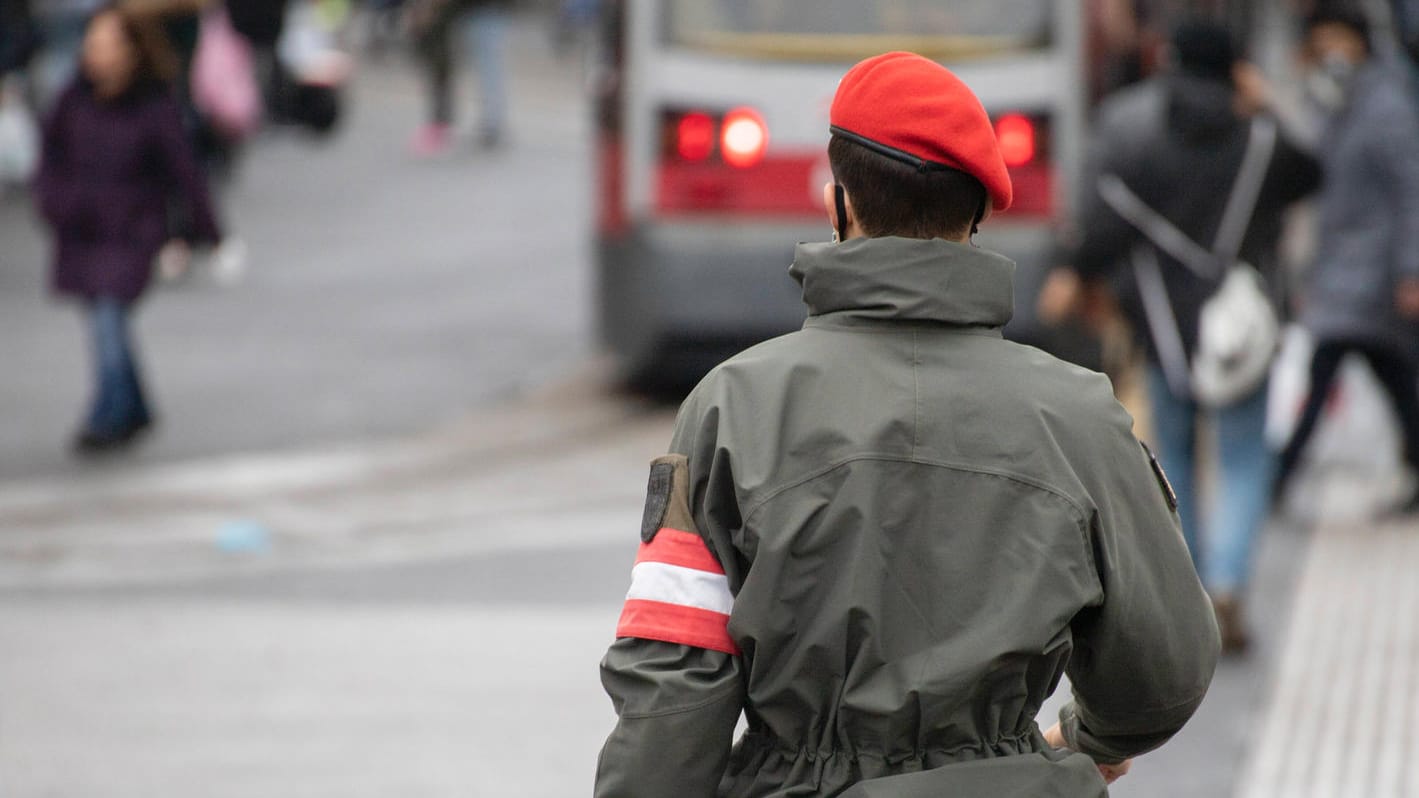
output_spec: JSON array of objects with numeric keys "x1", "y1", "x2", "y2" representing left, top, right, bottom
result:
[
  {"x1": 676, "y1": 112, "x2": 716, "y2": 161},
  {"x1": 720, "y1": 107, "x2": 768, "y2": 168},
  {"x1": 996, "y1": 114, "x2": 1036, "y2": 168}
]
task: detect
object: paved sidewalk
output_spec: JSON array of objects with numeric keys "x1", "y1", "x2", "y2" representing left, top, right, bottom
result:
[
  {"x1": 0, "y1": 373, "x2": 676, "y2": 588},
  {"x1": 1, "y1": 383, "x2": 1413, "y2": 795},
  {"x1": 0, "y1": 600, "x2": 617, "y2": 798},
  {"x1": 1238, "y1": 472, "x2": 1419, "y2": 798}
]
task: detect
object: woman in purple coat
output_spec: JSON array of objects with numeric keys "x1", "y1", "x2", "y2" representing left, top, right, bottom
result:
[{"x1": 34, "y1": 3, "x2": 221, "y2": 452}]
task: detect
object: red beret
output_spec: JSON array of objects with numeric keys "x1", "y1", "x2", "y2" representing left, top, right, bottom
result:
[{"x1": 830, "y1": 51, "x2": 1012, "y2": 212}]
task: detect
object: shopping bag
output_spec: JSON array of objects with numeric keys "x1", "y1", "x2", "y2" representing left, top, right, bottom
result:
[
  {"x1": 191, "y1": 8, "x2": 262, "y2": 139},
  {"x1": 1265, "y1": 325, "x2": 1312, "y2": 449}
]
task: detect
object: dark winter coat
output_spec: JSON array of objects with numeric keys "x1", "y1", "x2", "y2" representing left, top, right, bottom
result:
[
  {"x1": 597, "y1": 237, "x2": 1221, "y2": 797},
  {"x1": 34, "y1": 79, "x2": 220, "y2": 303},
  {"x1": 1072, "y1": 73, "x2": 1321, "y2": 367}
]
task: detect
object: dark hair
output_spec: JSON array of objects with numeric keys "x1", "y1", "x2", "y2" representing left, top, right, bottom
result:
[
  {"x1": 1304, "y1": 3, "x2": 1373, "y2": 51},
  {"x1": 1171, "y1": 18, "x2": 1237, "y2": 84},
  {"x1": 827, "y1": 135, "x2": 987, "y2": 240},
  {"x1": 92, "y1": 4, "x2": 179, "y2": 90}
]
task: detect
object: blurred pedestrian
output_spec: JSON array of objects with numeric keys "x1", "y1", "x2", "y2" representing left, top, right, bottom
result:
[
  {"x1": 596, "y1": 52, "x2": 1220, "y2": 797},
  {"x1": 33, "y1": 3, "x2": 222, "y2": 452},
  {"x1": 1038, "y1": 19, "x2": 1320, "y2": 654},
  {"x1": 361, "y1": 0, "x2": 405, "y2": 55},
  {"x1": 276, "y1": 0, "x2": 353, "y2": 135},
  {"x1": 1274, "y1": 5, "x2": 1419, "y2": 514},
  {"x1": 1, "y1": 0, "x2": 39, "y2": 77},
  {"x1": 226, "y1": 0, "x2": 291, "y2": 119},
  {"x1": 407, "y1": 0, "x2": 508, "y2": 155}
]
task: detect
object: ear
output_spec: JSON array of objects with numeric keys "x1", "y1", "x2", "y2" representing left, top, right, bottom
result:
[{"x1": 823, "y1": 181, "x2": 858, "y2": 240}]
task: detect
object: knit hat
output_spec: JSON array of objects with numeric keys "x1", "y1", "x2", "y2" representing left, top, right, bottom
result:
[{"x1": 829, "y1": 51, "x2": 1012, "y2": 211}]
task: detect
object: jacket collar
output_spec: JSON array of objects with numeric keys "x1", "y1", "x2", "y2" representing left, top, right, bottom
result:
[{"x1": 789, "y1": 236, "x2": 1015, "y2": 328}]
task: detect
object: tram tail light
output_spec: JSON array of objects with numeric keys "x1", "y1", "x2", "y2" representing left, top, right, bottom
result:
[
  {"x1": 663, "y1": 107, "x2": 769, "y2": 168},
  {"x1": 995, "y1": 113, "x2": 1037, "y2": 168},
  {"x1": 675, "y1": 111, "x2": 715, "y2": 161},
  {"x1": 656, "y1": 105, "x2": 811, "y2": 217},
  {"x1": 720, "y1": 107, "x2": 768, "y2": 168},
  {"x1": 993, "y1": 111, "x2": 1054, "y2": 218}
]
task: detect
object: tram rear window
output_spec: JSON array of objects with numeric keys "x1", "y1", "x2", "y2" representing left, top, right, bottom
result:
[{"x1": 664, "y1": 0, "x2": 1054, "y2": 62}]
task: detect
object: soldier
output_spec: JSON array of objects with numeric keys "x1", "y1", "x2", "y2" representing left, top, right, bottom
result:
[{"x1": 595, "y1": 52, "x2": 1220, "y2": 797}]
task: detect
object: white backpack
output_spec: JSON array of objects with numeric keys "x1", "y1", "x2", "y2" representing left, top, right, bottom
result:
[{"x1": 1098, "y1": 117, "x2": 1280, "y2": 407}]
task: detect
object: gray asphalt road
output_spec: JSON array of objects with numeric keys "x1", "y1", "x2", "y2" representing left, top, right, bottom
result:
[
  {"x1": 0, "y1": 17, "x2": 592, "y2": 482},
  {"x1": 0, "y1": 510, "x2": 1309, "y2": 798}
]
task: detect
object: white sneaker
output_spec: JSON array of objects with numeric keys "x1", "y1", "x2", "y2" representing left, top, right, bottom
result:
[{"x1": 211, "y1": 237, "x2": 249, "y2": 285}]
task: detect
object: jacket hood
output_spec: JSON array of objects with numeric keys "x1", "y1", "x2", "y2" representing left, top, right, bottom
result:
[
  {"x1": 1165, "y1": 73, "x2": 1237, "y2": 142},
  {"x1": 790, "y1": 236, "x2": 1015, "y2": 327}
]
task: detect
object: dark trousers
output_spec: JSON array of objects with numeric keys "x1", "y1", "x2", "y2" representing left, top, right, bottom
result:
[
  {"x1": 83, "y1": 298, "x2": 151, "y2": 438},
  {"x1": 1277, "y1": 338, "x2": 1419, "y2": 489},
  {"x1": 415, "y1": 0, "x2": 467, "y2": 125}
]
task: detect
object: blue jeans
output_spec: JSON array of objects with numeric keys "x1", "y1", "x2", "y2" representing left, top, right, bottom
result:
[
  {"x1": 84, "y1": 298, "x2": 150, "y2": 437},
  {"x1": 1146, "y1": 367, "x2": 1274, "y2": 595}
]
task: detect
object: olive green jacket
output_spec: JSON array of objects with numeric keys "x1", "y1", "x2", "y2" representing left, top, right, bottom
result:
[{"x1": 596, "y1": 237, "x2": 1220, "y2": 797}]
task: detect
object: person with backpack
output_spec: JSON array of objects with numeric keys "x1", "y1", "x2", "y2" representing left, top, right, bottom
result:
[
  {"x1": 1038, "y1": 18, "x2": 1320, "y2": 654},
  {"x1": 1273, "y1": 5, "x2": 1419, "y2": 515}
]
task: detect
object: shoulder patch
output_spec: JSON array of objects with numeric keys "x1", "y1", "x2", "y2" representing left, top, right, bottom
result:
[
  {"x1": 1140, "y1": 441, "x2": 1179, "y2": 512},
  {"x1": 641, "y1": 461, "x2": 675, "y2": 542}
]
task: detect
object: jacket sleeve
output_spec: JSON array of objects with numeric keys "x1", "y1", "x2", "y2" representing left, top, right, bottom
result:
[
  {"x1": 1260, "y1": 123, "x2": 1321, "y2": 210},
  {"x1": 32, "y1": 87, "x2": 91, "y2": 233},
  {"x1": 1371, "y1": 87, "x2": 1419, "y2": 280},
  {"x1": 595, "y1": 640, "x2": 742, "y2": 798},
  {"x1": 1059, "y1": 406, "x2": 1221, "y2": 764},
  {"x1": 594, "y1": 397, "x2": 746, "y2": 798}
]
